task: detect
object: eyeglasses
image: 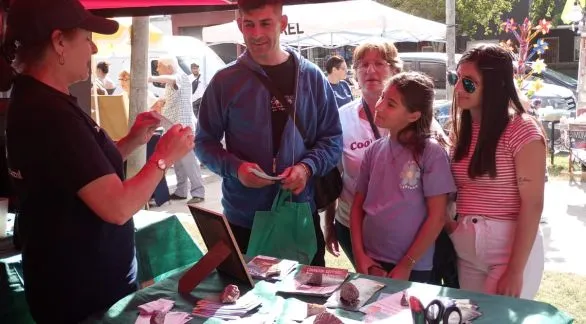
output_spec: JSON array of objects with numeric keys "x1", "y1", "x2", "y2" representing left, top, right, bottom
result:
[
  {"x1": 356, "y1": 60, "x2": 390, "y2": 71},
  {"x1": 119, "y1": 78, "x2": 129, "y2": 82},
  {"x1": 447, "y1": 70, "x2": 476, "y2": 94}
]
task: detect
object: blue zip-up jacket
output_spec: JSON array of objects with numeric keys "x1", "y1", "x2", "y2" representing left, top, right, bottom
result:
[{"x1": 195, "y1": 48, "x2": 343, "y2": 228}]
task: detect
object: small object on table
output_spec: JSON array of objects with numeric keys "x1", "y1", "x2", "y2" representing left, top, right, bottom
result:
[
  {"x1": 150, "y1": 311, "x2": 167, "y2": 324},
  {"x1": 307, "y1": 272, "x2": 323, "y2": 286},
  {"x1": 220, "y1": 284, "x2": 241, "y2": 304},
  {"x1": 313, "y1": 311, "x2": 344, "y2": 324},
  {"x1": 424, "y1": 299, "x2": 463, "y2": 324},
  {"x1": 339, "y1": 282, "x2": 360, "y2": 308},
  {"x1": 400, "y1": 291, "x2": 409, "y2": 307},
  {"x1": 409, "y1": 296, "x2": 426, "y2": 324},
  {"x1": 307, "y1": 303, "x2": 327, "y2": 317}
]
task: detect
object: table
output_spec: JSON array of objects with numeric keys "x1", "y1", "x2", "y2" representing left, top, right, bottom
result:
[
  {"x1": 84, "y1": 265, "x2": 574, "y2": 324},
  {"x1": 543, "y1": 120, "x2": 561, "y2": 166}
]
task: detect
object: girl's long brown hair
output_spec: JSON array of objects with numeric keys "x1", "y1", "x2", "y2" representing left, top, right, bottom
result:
[
  {"x1": 451, "y1": 44, "x2": 525, "y2": 178},
  {"x1": 388, "y1": 72, "x2": 435, "y2": 162}
]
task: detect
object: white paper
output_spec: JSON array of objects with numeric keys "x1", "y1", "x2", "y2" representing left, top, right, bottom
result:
[
  {"x1": 152, "y1": 111, "x2": 175, "y2": 130},
  {"x1": 325, "y1": 278, "x2": 385, "y2": 311},
  {"x1": 250, "y1": 168, "x2": 283, "y2": 181}
]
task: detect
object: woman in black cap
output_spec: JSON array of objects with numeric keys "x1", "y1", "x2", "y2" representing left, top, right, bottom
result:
[{"x1": 1, "y1": 0, "x2": 196, "y2": 322}]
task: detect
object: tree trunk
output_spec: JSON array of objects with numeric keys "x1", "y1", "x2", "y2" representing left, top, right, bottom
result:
[{"x1": 126, "y1": 17, "x2": 149, "y2": 178}]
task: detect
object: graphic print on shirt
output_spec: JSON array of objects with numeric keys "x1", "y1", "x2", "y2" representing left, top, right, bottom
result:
[
  {"x1": 400, "y1": 160, "x2": 420, "y2": 190},
  {"x1": 270, "y1": 95, "x2": 294, "y2": 113}
]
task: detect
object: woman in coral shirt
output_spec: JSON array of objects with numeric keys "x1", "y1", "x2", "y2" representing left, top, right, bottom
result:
[{"x1": 447, "y1": 44, "x2": 546, "y2": 299}]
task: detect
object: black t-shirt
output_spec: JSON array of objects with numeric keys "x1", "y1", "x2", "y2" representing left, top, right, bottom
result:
[
  {"x1": 261, "y1": 54, "x2": 296, "y2": 156},
  {"x1": 6, "y1": 76, "x2": 137, "y2": 323}
]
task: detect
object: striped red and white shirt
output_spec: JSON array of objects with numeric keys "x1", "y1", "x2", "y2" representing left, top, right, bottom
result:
[{"x1": 451, "y1": 114, "x2": 545, "y2": 220}]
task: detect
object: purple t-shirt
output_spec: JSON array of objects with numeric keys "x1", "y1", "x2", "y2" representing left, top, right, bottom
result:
[{"x1": 356, "y1": 136, "x2": 456, "y2": 271}]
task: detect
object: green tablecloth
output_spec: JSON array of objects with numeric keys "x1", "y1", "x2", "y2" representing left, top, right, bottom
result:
[
  {"x1": 84, "y1": 265, "x2": 574, "y2": 324},
  {"x1": 133, "y1": 212, "x2": 204, "y2": 286},
  {"x1": 0, "y1": 255, "x2": 34, "y2": 324}
]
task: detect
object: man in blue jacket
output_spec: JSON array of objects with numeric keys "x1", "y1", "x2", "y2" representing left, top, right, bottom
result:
[{"x1": 195, "y1": 0, "x2": 342, "y2": 266}]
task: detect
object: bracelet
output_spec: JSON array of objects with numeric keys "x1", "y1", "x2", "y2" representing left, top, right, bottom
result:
[
  {"x1": 298, "y1": 163, "x2": 312, "y2": 178},
  {"x1": 404, "y1": 254, "x2": 416, "y2": 267}
]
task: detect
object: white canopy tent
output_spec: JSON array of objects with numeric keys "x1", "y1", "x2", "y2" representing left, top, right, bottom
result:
[{"x1": 202, "y1": 0, "x2": 446, "y2": 48}]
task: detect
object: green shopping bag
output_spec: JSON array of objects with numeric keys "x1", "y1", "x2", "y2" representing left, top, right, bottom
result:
[{"x1": 247, "y1": 188, "x2": 317, "y2": 265}]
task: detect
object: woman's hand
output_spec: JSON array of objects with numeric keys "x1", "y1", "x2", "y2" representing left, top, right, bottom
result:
[
  {"x1": 496, "y1": 268, "x2": 524, "y2": 297},
  {"x1": 127, "y1": 111, "x2": 161, "y2": 146},
  {"x1": 355, "y1": 251, "x2": 381, "y2": 275},
  {"x1": 154, "y1": 124, "x2": 194, "y2": 165},
  {"x1": 388, "y1": 260, "x2": 412, "y2": 281},
  {"x1": 324, "y1": 224, "x2": 340, "y2": 257}
]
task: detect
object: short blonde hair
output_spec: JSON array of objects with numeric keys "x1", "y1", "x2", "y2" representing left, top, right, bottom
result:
[
  {"x1": 353, "y1": 41, "x2": 402, "y2": 73},
  {"x1": 118, "y1": 70, "x2": 130, "y2": 80}
]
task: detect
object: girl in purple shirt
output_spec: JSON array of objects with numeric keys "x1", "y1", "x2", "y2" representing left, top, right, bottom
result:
[{"x1": 350, "y1": 72, "x2": 456, "y2": 283}]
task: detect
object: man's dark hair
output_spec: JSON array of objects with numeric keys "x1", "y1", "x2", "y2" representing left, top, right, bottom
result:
[
  {"x1": 191, "y1": 63, "x2": 199, "y2": 68},
  {"x1": 96, "y1": 61, "x2": 110, "y2": 74},
  {"x1": 325, "y1": 55, "x2": 345, "y2": 74},
  {"x1": 238, "y1": 0, "x2": 284, "y2": 12}
]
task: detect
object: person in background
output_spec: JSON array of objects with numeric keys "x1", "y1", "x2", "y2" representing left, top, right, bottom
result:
[
  {"x1": 148, "y1": 56, "x2": 206, "y2": 205},
  {"x1": 118, "y1": 70, "x2": 161, "y2": 112},
  {"x1": 2, "y1": 0, "x2": 195, "y2": 322},
  {"x1": 95, "y1": 61, "x2": 116, "y2": 95},
  {"x1": 447, "y1": 44, "x2": 546, "y2": 299},
  {"x1": 350, "y1": 72, "x2": 456, "y2": 283},
  {"x1": 326, "y1": 55, "x2": 353, "y2": 108},
  {"x1": 190, "y1": 62, "x2": 206, "y2": 118},
  {"x1": 195, "y1": 0, "x2": 342, "y2": 266},
  {"x1": 324, "y1": 41, "x2": 401, "y2": 267}
]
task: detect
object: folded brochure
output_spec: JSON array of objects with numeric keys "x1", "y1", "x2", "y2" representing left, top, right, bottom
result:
[
  {"x1": 278, "y1": 265, "x2": 349, "y2": 297},
  {"x1": 247, "y1": 255, "x2": 298, "y2": 281}
]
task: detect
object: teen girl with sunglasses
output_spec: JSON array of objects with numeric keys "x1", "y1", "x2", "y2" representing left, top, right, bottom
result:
[
  {"x1": 446, "y1": 44, "x2": 546, "y2": 299},
  {"x1": 350, "y1": 72, "x2": 456, "y2": 283}
]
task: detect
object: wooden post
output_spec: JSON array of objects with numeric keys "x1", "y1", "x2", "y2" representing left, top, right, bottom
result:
[
  {"x1": 445, "y1": 0, "x2": 456, "y2": 101},
  {"x1": 126, "y1": 17, "x2": 149, "y2": 179}
]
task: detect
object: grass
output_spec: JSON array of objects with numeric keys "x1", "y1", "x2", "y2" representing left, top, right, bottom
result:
[{"x1": 179, "y1": 218, "x2": 585, "y2": 323}]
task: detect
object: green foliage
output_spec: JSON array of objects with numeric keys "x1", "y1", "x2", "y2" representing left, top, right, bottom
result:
[
  {"x1": 529, "y1": 0, "x2": 565, "y2": 25},
  {"x1": 378, "y1": 0, "x2": 518, "y2": 36}
]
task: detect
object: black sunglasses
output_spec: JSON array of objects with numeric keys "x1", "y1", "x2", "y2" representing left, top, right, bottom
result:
[{"x1": 447, "y1": 71, "x2": 476, "y2": 94}]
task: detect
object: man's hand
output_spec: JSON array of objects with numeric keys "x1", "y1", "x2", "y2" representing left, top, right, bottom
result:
[
  {"x1": 325, "y1": 224, "x2": 340, "y2": 257},
  {"x1": 280, "y1": 164, "x2": 310, "y2": 195},
  {"x1": 237, "y1": 162, "x2": 275, "y2": 188}
]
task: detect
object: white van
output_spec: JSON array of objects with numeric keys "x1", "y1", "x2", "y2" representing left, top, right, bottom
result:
[{"x1": 95, "y1": 35, "x2": 226, "y2": 98}]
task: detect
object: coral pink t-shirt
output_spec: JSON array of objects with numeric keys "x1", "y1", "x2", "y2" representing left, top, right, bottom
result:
[{"x1": 451, "y1": 114, "x2": 545, "y2": 220}]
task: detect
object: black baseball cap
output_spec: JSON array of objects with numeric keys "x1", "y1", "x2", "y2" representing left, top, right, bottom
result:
[{"x1": 7, "y1": 0, "x2": 119, "y2": 45}]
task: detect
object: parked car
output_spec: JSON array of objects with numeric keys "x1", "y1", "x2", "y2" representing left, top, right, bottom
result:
[
  {"x1": 526, "y1": 62, "x2": 578, "y2": 97},
  {"x1": 433, "y1": 99, "x2": 451, "y2": 133},
  {"x1": 399, "y1": 52, "x2": 577, "y2": 114}
]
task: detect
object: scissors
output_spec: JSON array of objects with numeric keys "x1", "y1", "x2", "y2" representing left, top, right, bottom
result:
[{"x1": 424, "y1": 299, "x2": 463, "y2": 324}]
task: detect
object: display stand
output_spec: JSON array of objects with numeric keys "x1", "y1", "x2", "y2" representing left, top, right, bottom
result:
[{"x1": 178, "y1": 205, "x2": 255, "y2": 294}]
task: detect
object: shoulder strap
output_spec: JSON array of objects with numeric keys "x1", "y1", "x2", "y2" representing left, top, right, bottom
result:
[
  {"x1": 249, "y1": 70, "x2": 310, "y2": 148},
  {"x1": 361, "y1": 99, "x2": 381, "y2": 139}
]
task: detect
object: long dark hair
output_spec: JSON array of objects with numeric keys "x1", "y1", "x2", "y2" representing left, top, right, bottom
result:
[
  {"x1": 389, "y1": 72, "x2": 435, "y2": 161},
  {"x1": 451, "y1": 44, "x2": 525, "y2": 178}
]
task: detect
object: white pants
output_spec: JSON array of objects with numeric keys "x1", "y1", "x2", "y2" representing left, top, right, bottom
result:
[
  {"x1": 173, "y1": 150, "x2": 205, "y2": 198},
  {"x1": 449, "y1": 215, "x2": 544, "y2": 299}
]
